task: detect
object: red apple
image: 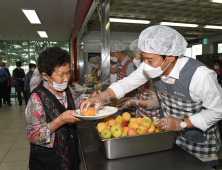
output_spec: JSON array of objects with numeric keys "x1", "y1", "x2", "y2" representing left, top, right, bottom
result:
[
  {"x1": 122, "y1": 120, "x2": 128, "y2": 127},
  {"x1": 127, "y1": 128, "x2": 138, "y2": 136}
]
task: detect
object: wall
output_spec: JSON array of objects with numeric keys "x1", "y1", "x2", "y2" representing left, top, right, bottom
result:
[{"x1": 202, "y1": 34, "x2": 222, "y2": 54}]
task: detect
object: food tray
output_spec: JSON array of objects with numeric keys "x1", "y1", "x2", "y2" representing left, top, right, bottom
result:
[{"x1": 93, "y1": 119, "x2": 177, "y2": 159}]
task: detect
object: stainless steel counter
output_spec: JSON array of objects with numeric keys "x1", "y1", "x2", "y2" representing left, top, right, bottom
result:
[{"x1": 77, "y1": 120, "x2": 213, "y2": 170}]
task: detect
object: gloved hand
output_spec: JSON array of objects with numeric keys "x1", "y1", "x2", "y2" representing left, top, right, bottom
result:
[
  {"x1": 80, "y1": 92, "x2": 110, "y2": 115},
  {"x1": 117, "y1": 97, "x2": 136, "y2": 109},
  {"x1": 155, "y1": 116, "x2": 182, "y2": 131}
]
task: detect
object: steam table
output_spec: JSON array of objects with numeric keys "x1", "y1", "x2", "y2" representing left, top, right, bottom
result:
[{"x1": 77, "y1": 120, "x2": 213, "y2": 170}]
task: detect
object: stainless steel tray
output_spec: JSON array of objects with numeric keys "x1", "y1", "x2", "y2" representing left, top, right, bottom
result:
[{"x1": 93, "y1": 121, "x2": 177, "y2": 159}]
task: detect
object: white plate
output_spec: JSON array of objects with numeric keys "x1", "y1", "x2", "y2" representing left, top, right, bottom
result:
[
  {"x1": 73, "y1": 106, "x2": 118, "y2": 120},
  {"x1": 73, "y1": 88, "x2": 88, "y2": 92}
]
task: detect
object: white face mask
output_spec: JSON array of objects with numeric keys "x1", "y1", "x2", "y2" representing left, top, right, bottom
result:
[
  {"x1": 91, "y1": 64, "x2": 95, "y2": 68},
  {"x1": 94, "y1": 64, "x2": 99, "y2": 69},
  {"x1": 133, "y1": 58, "x2": 142, "y2": 68},
  {"x1": 143, "y1": 57, "x2": 171, "y2": 78},
  {"x1": 31, "y1": 68, "x2": 35, "y2": 72},
  {"x1": 110, "y1": 56, "x2": 117, "y2": 63},
  {"x1": 214, "y1": 66, "x2": 219, "y2": 70},
  {"x1": 17, "y1": 67, "x2": 21, "y2": 69},
  {"x1": 46, "y1": 75, "x2": 68, "y2": 91}
]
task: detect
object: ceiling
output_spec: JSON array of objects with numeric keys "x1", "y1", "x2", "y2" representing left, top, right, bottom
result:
[
  {"x1": 0, "y1": 0, "x2": 77, "y2": 41},
  {"x1": 88, "y1": 0, "x2": 222, "y2": 41}
]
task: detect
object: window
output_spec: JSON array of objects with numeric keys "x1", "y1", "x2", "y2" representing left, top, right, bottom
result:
[
  {"x1": 50, "y1": 42, "x2": 69, "y2": 51},
  {"x1": 0, "y1": 53, "x2": 6, "y2": 63},
  {"x1": 7, "y1": 42, "x2": 28, "y2": 52},
  {"x1": 0, "y1": 41, "x2": 69, "y2": 75},
  {"x1": 29, "y1": 41, "x2": 50, "y2": 52},
  {"x1": 218, "y1": 43, "x2": 222, "y2": 53},
  {"x1": 0, "y1": 41, "x2": 6, "y2": 52},
  {"x1": 8, "y1": 53, "x2": 28, "y2": 65},
  {"x1": 192, "y1": 44, "x2": 202, "y2": 59},
  {"x1": 30, "y1": 53, "x2": 40, "y2": 64}
]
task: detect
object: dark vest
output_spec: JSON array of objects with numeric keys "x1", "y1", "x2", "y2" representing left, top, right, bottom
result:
[
  {"x1": 153, "y1": 58, "x2": 221, "y2": 166},
  {"x1": 29, "y1": 81, "x2": 80, "y2": 170}
]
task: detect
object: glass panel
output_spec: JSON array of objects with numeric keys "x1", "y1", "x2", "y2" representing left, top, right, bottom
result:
[
  {"x1": 30, "y1": 53, "x2": 40, "y2": 64},
  {"x1": 218, "y1": 43, "x2": 222, "y2": 53},
  {"x1": 29, "y1": 41, "x2": 50, "y2": 52},
  {"x1": 192, "y1": 44, "x2": 202, "y2": 59},
  {"x1": 0, "y1": 53, "x2": 7, "y2": 63},
  {"x1": 0, "y1": 41, "x2": 6, "y2": 52},
  {"x1": 50, "y1": 42, "x2": 69, "y2": 51},
  {"x1": 7, "y1": 42, "x2": 28, "y2": 51},
  {"x1": 8, "y1": 53, "x2": 28, "y2": 65},
  {"x1": 9, "y1": 65, "x2": 29, "y2": 76}
]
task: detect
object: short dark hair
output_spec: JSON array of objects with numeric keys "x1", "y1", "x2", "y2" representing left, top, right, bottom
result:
[
  {"x1": 38, "y1": 47, "x2": 71, "y2": 76},
  {"x1": 161, "y1": 55, "x2": 178, "y2": 60},
  {"x1": 16, "y1": 61, "x2": 21, "y2": 65},
  {"x1": 29, "y1": 63, "x2": 36, "y2": 68},
  {"x1": 214, "y1": 60, "x2": 221, "y2": 66}
]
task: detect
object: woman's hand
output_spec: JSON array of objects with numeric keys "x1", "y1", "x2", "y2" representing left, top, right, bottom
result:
[{"x1": 59, "y1": 110, "x2": 82, "y2": 124}]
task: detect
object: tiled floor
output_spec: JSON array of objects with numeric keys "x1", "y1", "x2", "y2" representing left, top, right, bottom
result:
[{"x1": 0, "y1": 99, "x2": 85, "y2": 170}]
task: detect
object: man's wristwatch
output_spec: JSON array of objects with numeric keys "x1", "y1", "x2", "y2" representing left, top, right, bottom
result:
[
  {"x1": 180, "y1": 119, "x2": 187, "y2": 129},
  {"x1": 135, "y1": 99, "x2": 139, "y2": 106}
]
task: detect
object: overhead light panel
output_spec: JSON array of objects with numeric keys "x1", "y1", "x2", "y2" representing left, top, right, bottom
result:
[
  {"x1": 110, "y1": 18, "x2": 150, "y2": 24},
  {"x1": 209, "y1": 0, "x2": 222, "y2": 3},
  {"x1": 160, "y1": 22, "x2": 198, "y2": 28},
  {"x1": 204, "y1": 25, "x2": 222, "y2": 29},
  {"x1": 37, "y1": 31, "x2": 48, "y2": 38},
  {"x1": 22, "y1": 9, "x2": 41, "y2": 24}
]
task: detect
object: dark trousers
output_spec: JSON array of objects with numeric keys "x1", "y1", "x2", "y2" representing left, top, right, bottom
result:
[
  {"x1": 3, "y1": 83, "x2": 11, "y2": 104},
  {"x1": 15, "y1": 85, "x2": 28, "y2": 104},
  {"x1": 0, "y1": 81, "x2": 10, "y2": 105},
  {"x1": 26, "y1": 90, "x2": 31, "y2": 101}
]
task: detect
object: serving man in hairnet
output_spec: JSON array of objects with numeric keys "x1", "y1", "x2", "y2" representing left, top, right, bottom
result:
[
  {"x1": 81, "y1": 25, "x2": 222, "y2": 168},
  {"x1": 110, "y1": 40, "x2": 137, "y2": 116}
]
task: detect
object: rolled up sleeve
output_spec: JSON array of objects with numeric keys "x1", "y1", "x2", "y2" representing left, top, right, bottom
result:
[{"x1": 189, "y1": 68, "x2": 222, "y2": 131}]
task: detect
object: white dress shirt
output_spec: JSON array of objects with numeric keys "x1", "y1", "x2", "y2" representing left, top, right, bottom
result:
[{"x1": 109, "y1": 57, "x2": 222, "y2": 131}]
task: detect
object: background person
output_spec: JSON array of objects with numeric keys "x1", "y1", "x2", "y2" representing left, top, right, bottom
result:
[
  {"x1": 117, "y1": 39, "x2": 160, "y2": 117},
  {"x1": 109, "y1": 40, "x2": 137, "y2": 116},
  {"x1": 93, "y1": 56, "x2": 102, "y2": 84},
  {"x1": 26, "y1": 47, "x2": 82, "y2": 170},
  {"x1": 213, "y1": 60, "x2": 222, "y2": 85},
  {"x1": 0, "y1": 66, "x2": 10, "y2": 108},
  {"x1": 24, "y1": 63, "x2": 36, "y2": 100},
  {"x1": 12, "y1": 61, "x2": 28, "y2": 105},
  {"x1": 0, "y1": 62, "x2": 12, "y2": 106}
]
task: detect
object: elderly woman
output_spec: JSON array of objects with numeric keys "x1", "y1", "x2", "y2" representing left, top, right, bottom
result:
[
  {"x1": 117, "y1": 39, "x2": 160, "y2": 118},
  {"x1": 26, "y1": 47, "x2": 82, "y2": 170}
]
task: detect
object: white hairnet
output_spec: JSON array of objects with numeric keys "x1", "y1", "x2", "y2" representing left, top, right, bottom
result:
[
  {"x1": 130, "y1": 39, "x2": 141, "y2": 54},
  {"x1": 94, "y1": 56, "x2": 101, "y2": 63},
  {"x1": 110, "y1": 41, "x2": 125, "y2": 52},
  {"x1": 138, "y1": 25, "x2": 188, "y2": 56},
  {"x1": 89, "y1": 57, "x2": 94, "y2": 62}
]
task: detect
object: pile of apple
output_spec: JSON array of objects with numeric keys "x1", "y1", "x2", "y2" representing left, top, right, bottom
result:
[{"x1": 97, "y1": 112, "x2": 164, "y2": 139}]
